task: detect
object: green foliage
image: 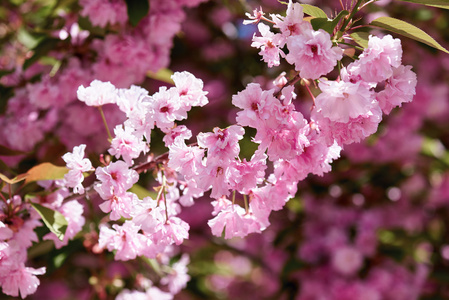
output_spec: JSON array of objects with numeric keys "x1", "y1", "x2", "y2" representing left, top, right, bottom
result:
[
  {"x1": 125, "y1": 0, "x2": 150, "y2": 27},
  {"x1": 350, "y1": 31, "x2": 370, "y2": 48},
  {"x1": 370, "y1": 16, "x2": 449, "y2": 54},
  {"x1": 0, "y1": 172, "x2": 28, "y2": 184},
  {"x1": 396, "y1": 0, "x2": 449, "y2": 10},
  {"x1": 24, "y1": 162, "x2": 68, "y2": 184},
  {"x1": 31, "y1": 202, "x2": 68, "y2": 241},
  {"x1": 299, "y1": 4, "x2": 328, "y2": 18},
  {"x1": 23, "y1": 37, "x2": 61, "y2": 70},
  {"x1": 310, "y1": 10, "x2": 349, "y2": 35},
  {"x1": 129, "y1": 184, "x2": 158, "y2": 199},
  {"x1": 147, "y1": 68, "x2": 175, "y2": 85}
]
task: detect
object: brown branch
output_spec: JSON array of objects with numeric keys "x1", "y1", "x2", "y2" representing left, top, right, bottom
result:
[{"x1": 274, "y1": 72, "x2": 301, "y2": 99}]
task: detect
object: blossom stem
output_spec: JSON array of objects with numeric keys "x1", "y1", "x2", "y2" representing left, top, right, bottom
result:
[
  {"x1": 0, "y1": 188, "x2": 7, "y2": 204},
  {"x1": 261, "y1": 16, "x2": 275, "y2": 24},
  {"x1": 304, "y1": 82, "x2": 316, "y2": 110},
  {"x1": 346, "y1": 25, "x2": 370, "y2": 32},
  {"x1": 243, "y1": 194, "x2": 248, "y2": 214},
  {"x1": 359, "y1": 0, "x2": 376, "y2": 10},
  {"x1": 8, "y1": 184, "x2": 12, "y2": 202},
  {"x1": 340, "y1": 0, "x2": 364, "y2": 32},
  {"x1": 161, "y1": 171, "x2": 169, "y2": 223},
  {"x1": 232, "y1": 190, "x2": 236, "y2": 205},
  {"x1": 274, "y1": 72, "x2": 301, "y2": 98},
  {"x1": 98, "y1": 106, "x2": 112, "y2": 142}
]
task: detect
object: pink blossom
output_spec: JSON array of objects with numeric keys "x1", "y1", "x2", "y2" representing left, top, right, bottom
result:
[
  {"x1": 99, "y1": 221, "x2": 145, "y2": 261},
  {"x1": 116, "y1": 85, "x2": 153, "y2": 140},
  {"x1": 197, "y1": 162, "x2": 239, "y2": 199},
  {"x1": 211, "y1": 196, "x2": 232, "y2": 216},
  {"x1": 160, "y1": 254, "x2": 191, "y2": 294},
  {"x1": 27, "y1": 78, "x2": 61, "y2": 110},
  {"x1": 208, "y1": 203, "x2": 261, "y2": 239},
  {"x1": 248, "y1": 192, "x2": 271, "y2": 230},
  {"x1": 130, "y1": 196, "x2": 165, "y2": 233},
  {"x1": 251, "y1": 23, "x2": 284, "y2": 67},
  {"x1": 278, "y1": 137, "x2": 341, "y2": 181},
  {"x1": 229, "y1": 152, "x2": 267, "y2": 194},
  {"x1": 285, "y1": 28, "x2": 343, "y2": 79},
  {"x1": 376, "y1": 65, "x2": 417, "y2": 114},
  {"x1": 271, "y1": 0, "x2": 311, "y2": 40},
  {"x1": 79, "y1": 0, "x2": 127, "y2": 28},
  {"x1": 171, "y1": 71, "x2": 209, "y2": 109},
  {"x1": 11, "y1": 217, "x2": 41, "y2": 249},
  {"x1": 168, "y1": 140, "x2": 205, "y2": 179},
  {"x1": 162, "y1": 125, "x2": 192, "y2": 147},
  {"x1": 250, "y1": 182, "x2": 292, "y2": 212},
  {"x1": 163, "y1": 216, "x2": 190, "y2": 245},
  {"x1": 232, "y1": 83, "x2": 279, "y2": 128},
  {"x1": 355, "y1": 34, "x2": 403, "y2": 83},
  {"x1": 179, "y1": 179, "x2": 204, "y2": 207},
  {"x1": 116, "y1": 85, "x2": 150, "y2": 115},
  {"x1": 197, "y1": 125, "x2": 244, "y2": 159},
  {"x1": 0, "y1": 265, "x2": 46, "y2": 298},
  {"x1": 0, "y1": 221, "x2": 13, "y2": 240},
  {"x1": 95, "y1": 161, "x2": 139, "y2": 195},
  {"x1": 208, "y1": 203, "x2": 246, "y2": 239},
  {"x1": 77, "y1": 80, "x2": 118, "y2": 107},
  {"x1": 312, "y1": 103, "x2": 383, "y2": 146},
  {"x1": 315, "y1": 79, "x2": 375, "y2": 123},
  {"x1": 108, "y1": 125, "x2": 148, "y2": 166},
  {"x1": 62, "y1": 144, "x2": 92, "y2": 194},
  {"x1": 97, "y1": 191, "x2": 136, "y2": 221},
  {"x1": 149, "y1": 86, "x2": 186, "y2": 130},
  {"x1": 255, "y1": 112, "x2": 310, "y2": 161},
  {"x1": 243, "y1": 7, "x2": 265, "y2": 25}
]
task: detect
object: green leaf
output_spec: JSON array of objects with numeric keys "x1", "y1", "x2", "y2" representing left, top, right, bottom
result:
[
  {"x1": 311, "y1": 18, "x2": 330, "y2": 32},
  {"x1": 125, "y1": 0, "x2": 150, "y2": 27},
  {"x1": 300, "y1": 4, "x2": 328, "y2": 18},
  {"x1": 395, "y1": 0, "x2": 449, "y2": 9},
  {"x1": 17, "y1": 27, "x2": 46, "y2": 49},
  {"x1": 370, "y1": 16, "x2": 449, "y2": 54},
  {"x1": 31, "y1": 203, "x2": 68, "y2": 241},
  {"x1": 78, "y1": 16, "x2": 106, "y2": 36},
  {"x1": 25, "y1": 162, "x2": 68, "y2": 184},
  {"x1": 311, "y1": 10, "x2": 349, "y2": 35},
  {"x1": 0, "y1": 172, "x2": 28, "y2": 184},
  {"x1": 147, "y1": 68, "x2": 175, "y2": 85},
  {"x1": 129, "y1": 184, "x2": 157, "y2": 199},
  {"x1": 23, "y1": 37, "x2": 60, "y2": 70},
  {"x1": 350, "y1": 31, "x2": 370, "y2": 48},
  {"x1": 329, "y1": 10, "x2": 349, "y2": 33}
]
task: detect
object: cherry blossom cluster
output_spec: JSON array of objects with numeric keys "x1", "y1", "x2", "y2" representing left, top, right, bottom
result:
[
  {"x1": 59, "y1": 0, "x2": 417, "y2": 276},
  {"x1": 0, "y1": 196, "x2": 44, "y2": 298},
  {"x1": 0, "y1": 180, "x2": 86, "y2": 298}
]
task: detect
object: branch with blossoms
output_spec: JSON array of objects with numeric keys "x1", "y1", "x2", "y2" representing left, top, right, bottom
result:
[{"x1": 1, "y1": 0, "x2": 448, "y2": 299}]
